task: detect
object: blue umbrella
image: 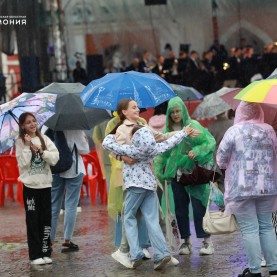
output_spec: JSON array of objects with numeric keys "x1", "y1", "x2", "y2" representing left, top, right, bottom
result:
[{"x1": 80, "y1": 71, "x2": 176, "y2": 110}]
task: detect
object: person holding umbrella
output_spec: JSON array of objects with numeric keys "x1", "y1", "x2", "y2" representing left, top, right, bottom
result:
[{"x1": 16, "y1": 112, "x2": 59, "y2": 265}]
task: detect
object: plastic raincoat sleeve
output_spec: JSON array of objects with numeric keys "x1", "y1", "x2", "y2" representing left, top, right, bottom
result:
[
  {"x1": 216, "y1": 128, "x2": 234, "y2": 169},
  {"x1": 189, "y1": 122, "x2": 216, "y2": 164}
]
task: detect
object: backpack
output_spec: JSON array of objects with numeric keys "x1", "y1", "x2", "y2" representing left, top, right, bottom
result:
[{"x1": 45, "y1": 129, "x2": 77, "y2": 174}]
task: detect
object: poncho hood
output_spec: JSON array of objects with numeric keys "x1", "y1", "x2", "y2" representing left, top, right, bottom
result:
[
  {"x1": 234, "y1": 101, "x2": 264, "y2": 125},
  {"x1": 165, "y1": 96, "x2": 191, "y2": 131}
]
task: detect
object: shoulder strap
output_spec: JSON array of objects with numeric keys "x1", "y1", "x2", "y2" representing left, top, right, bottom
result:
[{"x1": 72, "y1": 143, "x2": 78, "y2": 174}]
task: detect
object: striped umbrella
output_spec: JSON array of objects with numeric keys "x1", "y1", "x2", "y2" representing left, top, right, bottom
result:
[{"x1": 234, "y1": 79, "x2": 277, "y2": 104}]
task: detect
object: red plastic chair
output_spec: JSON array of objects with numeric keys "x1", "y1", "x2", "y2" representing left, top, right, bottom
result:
[
  {"x1": 0, "y1": 155, "x2": 24, "y2": 207},
  {"x1": 88, "y1": 149, "x2": 107, "y2": 204},
  {"x1": 81, "y1": 155, "x2": 98, "y2": 205}
]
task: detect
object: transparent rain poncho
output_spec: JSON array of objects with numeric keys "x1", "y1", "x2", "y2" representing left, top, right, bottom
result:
[
  {"x1": 217, "y1": 101, "x2": 277, "y2": 216},
  {"x1": 154, "y1": 96, "x2": 216, "y2": 209}
]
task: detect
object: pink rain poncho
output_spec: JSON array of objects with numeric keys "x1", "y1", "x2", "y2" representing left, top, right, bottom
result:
[{"x1": 216, "y1": 101, "x2": 277, "y2": 216}]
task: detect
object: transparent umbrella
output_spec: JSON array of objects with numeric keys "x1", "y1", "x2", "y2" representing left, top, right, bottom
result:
[
  {"x1": 0, "y1": 93, "x2": 57, "y2": 153},
  {"x1": 192, "y1": 87, "x2": 235, "y2": 119}
]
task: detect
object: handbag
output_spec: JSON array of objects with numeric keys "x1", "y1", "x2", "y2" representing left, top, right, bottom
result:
[
  {"x1": 202, "y1": 181, "x2": 237, "y2": 235},
  {"x1": 179, "y1": 162, "x2": 221, "y2": 186}
]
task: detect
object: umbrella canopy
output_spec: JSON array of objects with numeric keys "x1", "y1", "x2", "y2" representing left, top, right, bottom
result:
[
  {"x1": 38, "y1": 82, "x2": 85, "y2": 95},
  {"x1": 267, "y1": 68, "x2": 277, "y2": 79},
  {"x1": 220, "y1": 88, "x2": 277, "y2": 131},
  {"x1": 222, "y1": 68, "x2": 277, "y2": 110},
  {"x1": 170, "y1": 84, "x2": 203, "y2": 101},
  {"x1": 37, "y1": 83, "x2": 111, "y2": 131},
  {"x1": 191, "y1": 87, "x2": 234, "y2": 119},
  {"x1": 81, "y1": 71, "x2": 176, "y2": 110},
  {"x1": 234, "y1": 79, "x2": 277, "y2": 104},
  {"x1": 0, "y1": 93, "x2": 57, "y2": 153}
]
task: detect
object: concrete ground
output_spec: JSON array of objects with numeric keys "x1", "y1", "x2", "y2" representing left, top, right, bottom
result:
[{"x1": 0, "y1": 197, "x2": 272, "y2": 277}]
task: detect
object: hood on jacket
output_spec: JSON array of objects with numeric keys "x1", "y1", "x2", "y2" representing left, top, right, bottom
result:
[
  {"x1": 131, "y1": 127, "x2": 156, "y2": 156},
  {"x1": 165, "y1": 96, "x2": 191, "y2": 131},
  {"x1": 234, "y1": 101, "x2": 264, "y2": 125}
]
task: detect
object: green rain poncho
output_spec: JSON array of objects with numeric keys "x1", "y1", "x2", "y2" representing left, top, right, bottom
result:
[{"x1": 154, "y1": 96, "x2": 216, "y2": 209}]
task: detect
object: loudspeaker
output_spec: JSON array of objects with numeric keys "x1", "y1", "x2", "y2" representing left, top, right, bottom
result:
[
  {"x1": 86, "y1": 54, "x2": 104, "y2": 82},
  {"x1": 145, "y1": 0, "x2": 167, "y2": 5},
  {"x1": 21, "y1": 56, "x2": 40, "y2": 91}
]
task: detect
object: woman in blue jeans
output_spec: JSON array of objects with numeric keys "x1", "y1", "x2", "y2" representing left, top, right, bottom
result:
[
  {"x1": 217, "y1": 101, "x2": 277, "y2": 277},
  {"x1": 50, "y1": 130, "x2": 90, "y2": 251}
]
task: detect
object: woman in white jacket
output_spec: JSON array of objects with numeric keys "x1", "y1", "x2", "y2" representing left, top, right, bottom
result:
[{"x1": 16, "y1": 112, "x2": 59, "y2": 265}]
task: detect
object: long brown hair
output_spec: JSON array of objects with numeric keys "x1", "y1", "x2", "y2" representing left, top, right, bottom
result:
[
  {"x1": 109, "y1": 98, "x2": 134, "y2": 134},
  {"x1": 18, "y1": 112, "x2": 47, "y2": 153}
]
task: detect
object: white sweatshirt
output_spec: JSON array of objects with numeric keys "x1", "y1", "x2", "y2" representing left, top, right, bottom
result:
[{"x1": 16, "y1": 135, "x2": 59, "y2": 189}]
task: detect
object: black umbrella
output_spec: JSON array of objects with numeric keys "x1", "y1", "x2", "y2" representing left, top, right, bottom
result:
[{"x1": 36, "y1": 83, "x2": 111, "y2": 131}]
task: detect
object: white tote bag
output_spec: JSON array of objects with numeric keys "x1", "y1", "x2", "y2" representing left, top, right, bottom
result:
[{"x1": 202, "y1": 182, "x2": 237, "y2": 235}]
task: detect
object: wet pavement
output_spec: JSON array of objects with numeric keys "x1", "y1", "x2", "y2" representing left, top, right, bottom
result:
[{"x1": 0, "y1": 197, "x2": 271, "y2": 277}]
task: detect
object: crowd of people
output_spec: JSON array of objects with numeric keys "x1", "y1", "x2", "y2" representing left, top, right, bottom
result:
[
  {"x1": 12, "y1": 49, "x2": 277, "y2": 276},
  {"x1": 103, "y1": 40, "x2": 277, "y2": 95},
  {"x1": 91, "y1": 97, "x2": 277, "y2": 276},
  {"x1": 14, "y1": 92, "x2": 277, "y2": 276}
]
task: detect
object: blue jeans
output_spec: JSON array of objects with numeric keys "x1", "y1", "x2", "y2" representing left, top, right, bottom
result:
[
  {"x1": 235, "y1": 201, "x2": 277, "y2": 274},
  {"x1": 119, "y1": 190, "x2": 151, "y2": 252},
  {"x1": 50, "y1": 173, "x2": 84, "y2": 241},
  {"x1": 124, "y1": 187, "x2": 170, "y2": 262},
  {"x1": 171, "y1": 179, "x2": 209, "y2": 239}
]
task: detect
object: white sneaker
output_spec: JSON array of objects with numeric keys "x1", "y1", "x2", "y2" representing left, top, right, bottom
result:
[
  {"x1": 154, "y1": 256, "x2": 171, "y2": 270},
  {"x1": 111, "y1": 249, "x2": 133, "y2": 269},
  {"x1": 261, "y1": 257, "x2": 266, "y2": 267},
  {"x1": 77, "y1": 207, "x2": 82, "y2": 213},
  {"x1": 60, "y1": 209, "x2": 64, "y2": 215},
  {"x1": 169, "y1": 256, "x2": 179, "y2": 266},
  {"x1": 179, "y1": 242, "x2": 192, "y2": 255},
  {"x1": 43, "y1": 257, "x2": 53, "y2": 264},
  {"x1": 142, "y1": 248, "x2": 151, "y2": 259},
  {"x1": 199, "y1": 242, "x2": 214, "y2": 255},
  {"x1": 30, "y1": 258, "x2": 46, "y2": 265}
]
